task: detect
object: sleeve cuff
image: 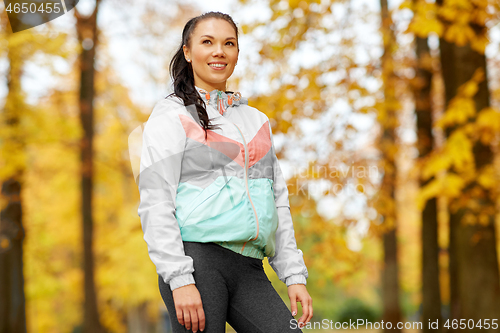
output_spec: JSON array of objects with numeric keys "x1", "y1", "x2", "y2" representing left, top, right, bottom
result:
[
  {"x1": 285, "y1": 274, "x2": 307, "y2": 287},
  {"x1": 169, "y1": 273, "x2": 196, "y2": 291}
]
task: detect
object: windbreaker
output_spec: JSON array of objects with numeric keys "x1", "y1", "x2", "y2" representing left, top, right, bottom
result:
[{"x1": 128, "y1": 86, "x2": 308, "y2": 291}]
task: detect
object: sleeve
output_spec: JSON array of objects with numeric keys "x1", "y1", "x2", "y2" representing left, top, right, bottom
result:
[
  {"x1": 135, "y1": 99, "x2": 196, "y2": 291},
  {"x1": 267, "y1": 120, "x2": 309, "y2": 286}
]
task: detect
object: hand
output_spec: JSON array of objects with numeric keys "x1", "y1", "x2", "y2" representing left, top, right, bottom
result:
[
  {"x1": 172, "y1": 284, "x2": 205, "y2": 332},
  {"x1": 288, "y1": 284, "x2": 313, "y2": 329}
]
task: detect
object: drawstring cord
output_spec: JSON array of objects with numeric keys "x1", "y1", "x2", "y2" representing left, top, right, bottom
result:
[
  {"x1": 217, "y1": 90, "x2": 226, "y2": 116},
  {"x1": 198, "y1": 89, "x2": 242, "y2": 116}
]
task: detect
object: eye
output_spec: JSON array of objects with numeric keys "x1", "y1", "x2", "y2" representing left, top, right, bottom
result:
[
  {"x1": 226, "y1": 41, "x2": 235, "y2": 46},
  {"x1": 202, "y1": 39, "x2": 212, "y2": 44}
]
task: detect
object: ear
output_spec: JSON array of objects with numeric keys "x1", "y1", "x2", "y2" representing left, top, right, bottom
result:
[{"x1": 183, "y1": 45, "x2": 191, "y2": 62}]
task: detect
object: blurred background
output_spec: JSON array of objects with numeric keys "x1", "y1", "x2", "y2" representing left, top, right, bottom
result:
[{"x1": 1, "y1": 0, "x2": 500, "y2": 332}]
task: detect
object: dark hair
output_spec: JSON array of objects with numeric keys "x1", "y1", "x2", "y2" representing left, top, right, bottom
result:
[{"x1": 167, "y1": 11, "x2": 240, "y2": 140}]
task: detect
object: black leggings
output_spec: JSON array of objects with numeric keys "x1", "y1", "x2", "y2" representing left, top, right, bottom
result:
[{"x1": 158, "y1": 241, "x2": 303, "y2": 333}]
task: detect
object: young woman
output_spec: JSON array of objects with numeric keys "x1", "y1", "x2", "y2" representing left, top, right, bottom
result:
[{"x1": 137, "y1": 11, "x2": 312, "y2": 333}]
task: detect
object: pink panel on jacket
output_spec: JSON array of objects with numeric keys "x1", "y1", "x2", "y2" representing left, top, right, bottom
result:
[
  {"x1": 178, "y1": 114, "x2": 245, "y2": 167},
  {"x1": 178, "y1": 114, "x2": 272, "y2": 169},
  {"x1": 247, "y1": 121, "x2": 272, "y2": 168}
]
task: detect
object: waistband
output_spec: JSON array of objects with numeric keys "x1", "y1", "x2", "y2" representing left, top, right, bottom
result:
[
  {"x1": 183, "y1": 241, "x2": 265, "y2": 262},
  {"x1": 214, "y1": 241, "x2": 265, "y2": 260}
]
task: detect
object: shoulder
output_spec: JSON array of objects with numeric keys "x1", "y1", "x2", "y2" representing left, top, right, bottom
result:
[
  {"x1": 143, "y1": 97, "x2": 191, "y2": 135},
  {"x1": 237, "y1": 103, "x2": 270, "y2": 122},
  {"x1": 164, "y1": 93, "x2": 185, "y2": 106},
  {"x1": 236, "y1": 104, "x2": 273, "y2": 134},
  {"x1": 153, "y1": 94, "x2": 186, "y2": 110},
  {"x1": 149, "y1": 95, "x2": 191, "y2": 120}
]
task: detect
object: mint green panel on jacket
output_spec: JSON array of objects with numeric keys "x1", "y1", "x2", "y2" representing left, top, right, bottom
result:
[
  {"x1": 248, "y1": 178, "x2": 279, "y2": 257},
  {"x1": 175, "y1": 176, "x2": 257, "y2": 242}
]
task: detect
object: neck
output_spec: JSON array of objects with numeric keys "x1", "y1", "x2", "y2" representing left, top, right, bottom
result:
[{"x1": 195, "y1": 82, "x2": 226, "y2": 93}]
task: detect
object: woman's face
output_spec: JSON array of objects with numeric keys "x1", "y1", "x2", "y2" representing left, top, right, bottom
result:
[{"x1": 183, "y1": 18, "x2": 239, "y2": 92}]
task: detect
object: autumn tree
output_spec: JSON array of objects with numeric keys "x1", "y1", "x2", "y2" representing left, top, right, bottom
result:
[
  {"x1": 0, "y1": 9, "x2": 71, "y2": 332},
  {"x1": 436, "y1": 0, "x2": 500, "y2": 324},
  {"x1": 407, "y1": 0, "x2": 442, "y2": 330},
  {"x1": 409, "y1": 0, "x2": 500, "y2": 326},
  {"x1": 0, "y1": 14, "x2": 28, "y2": 333},
  {"x1": 375, "y1": 0, "x2": 403, "y2": 331},
  {"x1": 74, "y1": 1, "x2": 107, "y2": 332}
]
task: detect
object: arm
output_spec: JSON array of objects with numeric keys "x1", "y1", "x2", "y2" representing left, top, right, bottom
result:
[
  {"x1": 134, "y1": 99, "x2": 195, "y2": 291},
  {"x1": 266, "y1": 120, "x2": 313, "y2": 327},
  {"x1": 266, "y1": 120, "x2": 309, "y2": 286}
]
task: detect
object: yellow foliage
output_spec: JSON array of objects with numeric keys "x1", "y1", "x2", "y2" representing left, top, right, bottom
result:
[
  {"x1": 444, "y1": 23, "x2": 475, "y2": 46},
  {"x1": 418, "y1": 173, "x2": 466, "y2": 210},
  {"x1": 462, "y1": 212, "x2": 476, "y2": 225},
  {"x1": 241, "y1": 24, "x2": 249, "y2": 34},
  {"x1": 288, "y1": 0, "x2": 301, "y2": 9},
  {"x1": 435, "y1": 71, "x2": 485, "y2": 130},
  {"x1": 477, "y1": 165, "x2": 497, "y2": 190},
  {"x1": 455, "y1": 11, "x2": 471, "y2": 24},
  {"x1": 421, "y1": 150, "x2": 450, "y2": 181},
  {"x1": 470, "y1": 67, "x2": 485, "y2": 83},
  {"x1": 408, "y1": 16, "x2": 444, "y2": 38},
  {"x1": 435, "y1": 97, "x2": 475, "y2": 128},
  {"x1": 405, "y1": 0, "x2": 443, "y2": 38},
  {"x1": 445, "y1": 0, "x2": 473, "y2": 10},
  {"x1": 471, "y1": 0, "x2": 488, "y2": 7},
  {"x1": 478, "y1": 213, "x2": 490, "y2": 226},
  {"x1": 439, "y1": 5, "x2": 459, "y2": 21},
  {"x1": 421, "y1": 127, "x2": 476, "y2": 185},
  {"x1": 435, "y1": 0, "x2": 492, "y2": 51},
  {"x1": 447, "y1": 130, "x2": 474, "y2": 173},
  {"x1": 100, "y1": 302, "x2": 127, "y2": 333},
  {"x1": 399, "y1": 0, "x2": 412, "y2": 10},
  {"x1": 472, "y1": 7, "x2": 490, "y2": 25},
  {"x1": 470, "y1": 33, "x2": 489, "y2": 53},
  {"x1": 461, "y1": 80, "x2": 479, "y2": 98},
  {"x1": 476, "y1": 107, "x2": 500, "y2": 144},
  {"x1": 417, "y1": 178, "x2": 439, "y2": 211}
]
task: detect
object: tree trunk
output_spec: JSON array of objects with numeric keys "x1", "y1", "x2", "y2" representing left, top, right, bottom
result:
[
  {"x1": 0, "y1": 179, "x2": 27, "y2": 333},
  {"x1": 412, "y1": 33, "x2": 442, "y2": 331},
  {"x1": 435, "y1": 0, "x2": 500, "y2": 329},
  {"x1": 75, "y1": 3, "x2": 106, "y2": 333},
  {"x1": 0, "y1": 26, "x2": 27, "y2": 333},
  {"x1": 379, "y1": 1, "x2": 402, "y2": 331}
]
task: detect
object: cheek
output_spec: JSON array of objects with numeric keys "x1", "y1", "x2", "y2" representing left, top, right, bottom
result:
[
  {"x1": 192, "y1": 48, "x2": 209, "y2": 65},
  {"x1": 227, "y1": 53, "x2": 238, "y2": 65},
  {"x1": 193, "y1": 54, "x2": 206, "y2": 66}
]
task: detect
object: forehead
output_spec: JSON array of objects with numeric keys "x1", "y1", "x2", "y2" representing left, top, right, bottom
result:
[{"x1": 192, "y1": 18, "x2": 237, "y2": 38}]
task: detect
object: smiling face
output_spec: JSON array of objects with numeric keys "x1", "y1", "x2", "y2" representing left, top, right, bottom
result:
[{"x1": 183, "y1": 18, "x2": 239, "y2": 93}]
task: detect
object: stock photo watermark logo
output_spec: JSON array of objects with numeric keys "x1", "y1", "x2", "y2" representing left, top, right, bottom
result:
[{"x1": 4, "y1": 0, "x2": 79, "y2": 33}]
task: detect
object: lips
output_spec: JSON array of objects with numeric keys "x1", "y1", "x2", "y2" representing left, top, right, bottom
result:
[{"x1": 208, "y1": 62, "x2": 227, "y2": 69}]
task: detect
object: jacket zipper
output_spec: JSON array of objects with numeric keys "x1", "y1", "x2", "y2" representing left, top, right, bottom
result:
[{"x1": 232, "y1": 123, "x2": 259, "y2": 251}]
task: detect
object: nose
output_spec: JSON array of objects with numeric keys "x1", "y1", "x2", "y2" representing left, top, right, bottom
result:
[{"x1": 213, "y1": 43, "x2": 225, "y2": 57}]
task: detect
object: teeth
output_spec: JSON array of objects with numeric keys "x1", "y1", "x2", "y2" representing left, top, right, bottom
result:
[{"x1": 209, "y1": 64, "x2": 226, "y2": 68}]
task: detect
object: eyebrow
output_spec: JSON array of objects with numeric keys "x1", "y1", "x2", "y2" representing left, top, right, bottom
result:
[{"x1": 200, "y1": 35, "x2": 237, "y2": 41}]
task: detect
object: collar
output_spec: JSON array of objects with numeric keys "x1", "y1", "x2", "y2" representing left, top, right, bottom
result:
[{"x1": 195, "y1": 85, "x2": 248, "y2": 116}]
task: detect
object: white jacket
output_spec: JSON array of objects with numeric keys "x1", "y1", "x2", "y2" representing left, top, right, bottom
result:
[{"x1": 128, "y1": 87, "x2": 308, "y2": 290}]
